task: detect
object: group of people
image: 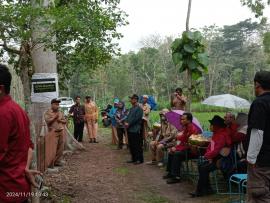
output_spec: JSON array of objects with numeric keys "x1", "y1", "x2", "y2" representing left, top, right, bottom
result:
[
  {"x1": 1, "y1": 58, "x2": 270, "y2": 203},
  {"x1": 106, "y1": 94, "x2": 151, "y2": 164},
  {"x1": 143, "y1": 71, "x2": 270, "y2": 202},
  {"x1": 42, "y1": 95, "x2": 99, "y2": 168}
]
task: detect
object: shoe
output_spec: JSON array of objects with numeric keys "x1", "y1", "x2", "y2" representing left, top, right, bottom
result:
[
  {"x1": 89, "y1": 139, "x2": 93, "y2": 143},
  {"x1": 54, "y1": 161, "x2": 65, "y2": 167},
  {"x1": 126, "y1": 160, "x2": 135, "y2": 163},
  {"x1": 189, "y1": 192, "x2": 203, "y2": 198},
  {"x1": 166, "y1": 177, "x2": 181, "y2": 184},
  {"x1": 93, "y1": 139, "x2": 99, "y2": 143},
  {"x1": 163, "y1": 173, "x2": 173, "y2": 179},
  {"x1": 146, "y1": 160, "x2": 157, "y2": 165},
  {"x1": 133, "y1": 161, "x2": 144, "y2": 165},
  {"x1": 157, "y1": 162, "x2": 164, "y2": 167}
]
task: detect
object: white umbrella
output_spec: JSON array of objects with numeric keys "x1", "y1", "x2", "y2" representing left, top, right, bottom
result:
[{"x1": 202, "y1": 94, "x2": 251, "y2": 109}]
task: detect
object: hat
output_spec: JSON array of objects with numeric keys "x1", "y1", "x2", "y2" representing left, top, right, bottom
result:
[
  {"x1": 159, "y1": 108, "x2": 169, "y2": 115},
  {"x1": 51, "y1": 98, "x2": 61, "y2": 104},
  {"x1": 142, "y1": 95, "x2": 149, "y2": 99},
  {"x1": 129, "y1": 94, "x2": 139, "y2": 100},
  {"x1": 209, "y1": 115, "x2": 226, "y2": 127},
  {"x1": 254, "y1": 71, "x2": 270, "y2": 89},
  {"x1": 113, "y1": 98, "x2": 120, "y2": 104}
]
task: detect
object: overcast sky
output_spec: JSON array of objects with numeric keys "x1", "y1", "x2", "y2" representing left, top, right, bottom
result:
[{"x1": 118, "y1": 0, "x2": 270, "y2": 53}]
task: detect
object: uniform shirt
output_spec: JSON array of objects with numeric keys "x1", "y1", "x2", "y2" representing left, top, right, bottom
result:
[
  {"x1": 44, "y1": 109, "x2": 66, "y2": 132},
  {"x1": 84, "y1": 101, "x2": 98, "y2": 121},
  {"x1": 140, "y1": 103, "x2": 151, "y2": 121},
  {"x1": 0, "y1": 95, "x2": 32, "y2": 203},
  {"x1": 247, "y1": 92, "x2": 270, "y2": 167},
  {"x1": 69, "y1": 104, "x2": 85, "y2": 124}
]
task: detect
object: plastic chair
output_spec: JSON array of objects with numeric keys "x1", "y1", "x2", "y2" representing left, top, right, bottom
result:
[
  {"x1": 229, "y1": 174, "x2": 247, "y2": 202},
  {"x1": 241, "y1": 179, "x2": 247, "y2": 203}
]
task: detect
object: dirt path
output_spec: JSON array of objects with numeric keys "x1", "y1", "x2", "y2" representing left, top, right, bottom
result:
[{"x1": 43, "y1": 128, "x2": 227, "y2": 203}]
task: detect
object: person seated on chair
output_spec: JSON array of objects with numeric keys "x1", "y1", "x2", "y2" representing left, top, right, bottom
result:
[
  {"x1": 163, "y1": 112, "x2": 199, "y2": 184},
  {"x1": 234, "y1": 113, "x2": 248, "y2": 173},
  {"x1": 189, "y1": 115, "x2": 229, "y2": 198},
  {"x1": 147, "y1": 109, "x2": 178, "y2": 167},
  {"x1": 224, "y1": 112, "x2": 238, "y2": 146}
]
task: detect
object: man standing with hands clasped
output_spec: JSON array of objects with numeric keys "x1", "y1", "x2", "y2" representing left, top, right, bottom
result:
[
  {"x1": 125, "y1": 94, "x2": 144, "y2": 165},
  {"x1": 44, "y1": 98, "x2": 67, "y2": 167},
  {"x1": 246, "y1": 71, "x2": 270, "y2": 203}
]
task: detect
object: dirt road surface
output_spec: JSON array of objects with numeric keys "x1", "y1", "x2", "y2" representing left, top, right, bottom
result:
[{"x1": 42, "y1": 128, "x2": 229, "y2": 203}]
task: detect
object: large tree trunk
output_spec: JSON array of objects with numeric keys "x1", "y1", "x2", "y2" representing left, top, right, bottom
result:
[
  {"x1": 18, "y1": 42, "x2": 32, "y2": 112},
  {"x1": 28, "y1": 1, "x2": 57, "y2": 202}
]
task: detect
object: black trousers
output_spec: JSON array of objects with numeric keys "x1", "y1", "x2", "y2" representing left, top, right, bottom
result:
[
  {"x1": 166, "y1": 151, "x2": 186, "y2": 177},
  {"x1": 116, "y1": 127, "x2": 125, "y2": 148},
  {"x1": 127, "y1": 131, "x2": 144, "y2": 162},
  {"x1": 74, "y1": 122, "x2": 84, "y2": 142},
  {"x1": 196, "y1": 161, "x2": 217, "y2": 193}
]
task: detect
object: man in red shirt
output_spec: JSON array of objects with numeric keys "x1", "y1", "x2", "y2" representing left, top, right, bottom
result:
[
  {"x1": 189, "y1": 115, "x2": 228, "y2": 197},
  {"x1": 163, "y1": 112, "x2": 199, "y2": 184},
  {"x1": 224, "y1": 112, "x2": 238, "y2": 145},
  {"x1": 0, "y1": 64, "x2": 41, "y2": 203}
]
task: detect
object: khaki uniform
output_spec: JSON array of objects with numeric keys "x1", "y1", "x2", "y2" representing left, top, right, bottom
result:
[
  {"x1": 85, "y1": 101, "x2": 99, "y2": 140},
  {"x1": 44, "y1": 109, "x2": 66, "y2": 165},
  {"x1": 150, "y1": 123, "x2": 178, "y2": 162},
  {"x1": 140, "y1": 103, "x2": 151, "y2": 139}
]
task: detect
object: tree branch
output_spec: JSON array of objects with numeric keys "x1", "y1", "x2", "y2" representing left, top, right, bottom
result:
[{"x1": 0, "y1": 42, "x2": 21, "y2": 55}]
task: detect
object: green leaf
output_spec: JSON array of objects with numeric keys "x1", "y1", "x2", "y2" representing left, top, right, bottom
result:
[
  {"x1": 197, "y1": 53, "x2": 209, "y2": 67},
  {"x1": 179, "y1": 64, "x2": 186, "y2": 73},
  {"x1": 172, "y1": 52, "x2": 183, "y2": 65},
  {"x1": 186, "y1": 31, "x2": 194, "y2": 40},
  {"x1": 187, "y1": 58, "x2": 199, "y2": 70},
  {"x1": 193, "y1": 31, "x2": 202, "y2": 41},
  {"x1": 191, "y1": 69, "x2": 202, "y2": 80},
  {"x1": 184, "y1": 44, "x2": 195, "y2": 53},
  {"x1": 171, "y1": 38, "x2": 182, "y2": 52}
]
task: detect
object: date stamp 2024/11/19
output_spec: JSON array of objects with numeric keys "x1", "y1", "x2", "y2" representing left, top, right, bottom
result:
[{"x1": 6, "y1": 191, "x2": 49, "y2": 198}]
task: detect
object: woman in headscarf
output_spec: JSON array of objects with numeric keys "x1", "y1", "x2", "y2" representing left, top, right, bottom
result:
[
  {"x1": 115, "y1": 101, "x2": 128, "y2": 149},
  {"x1": 109, "y1": 98, "x2": 119, "y2": 145}
]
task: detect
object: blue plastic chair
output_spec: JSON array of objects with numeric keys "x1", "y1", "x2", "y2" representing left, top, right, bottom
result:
[
  {"x1": 202, "y1": 131, "x2": 213, "y2": 138},
  {"x1": 241, "y1": 179, "x2": 247, "y2": 202},
  {"x1": 229, "y1": 174, "x2": 247, "y2": 202}
]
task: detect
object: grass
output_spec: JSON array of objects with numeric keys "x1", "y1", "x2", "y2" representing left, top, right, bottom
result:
[
  {"x1": 113, "y1": 167, "x2": 129, "y2": 175},
  {"x1": 135, "y1": 191, "x2": 170, "y2": 203}
]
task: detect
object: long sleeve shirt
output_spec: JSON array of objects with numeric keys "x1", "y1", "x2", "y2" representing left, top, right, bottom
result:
[
  {"x1": 204, "y1": 128, "x2": 228, "y2": 160},
  {"x1": 126, "y1": 104, "x2": 143, "y2": 133}
]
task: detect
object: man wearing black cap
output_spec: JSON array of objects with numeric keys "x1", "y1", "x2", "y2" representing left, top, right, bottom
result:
[
  {"x1": 125, "y1": 94, "x2": 144, "y2": 164},
  {"x1": 246, "y1": 71, "x2": 270, "y2": 203},
  {"x1": 45, "y1": 98, "x2": 67, "y2": 167},
  {"x1": 190, "y1": 115, "x2": 228, "y2": 197}
]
